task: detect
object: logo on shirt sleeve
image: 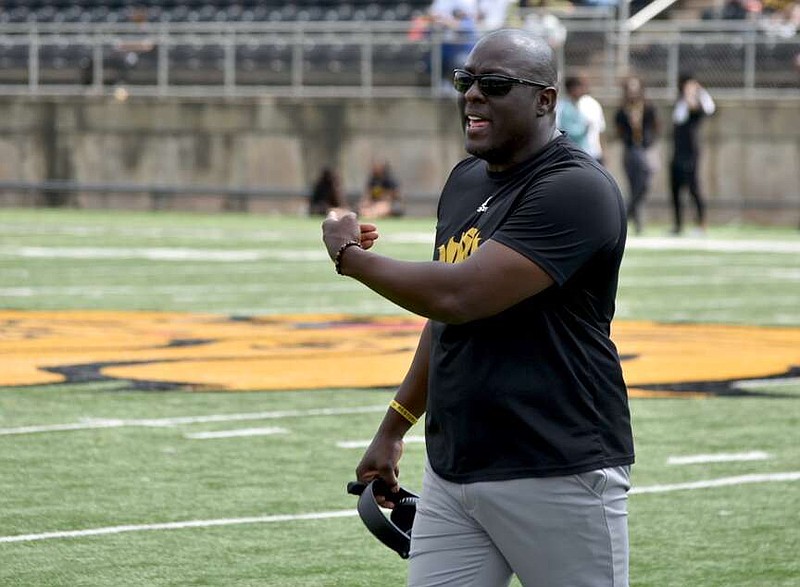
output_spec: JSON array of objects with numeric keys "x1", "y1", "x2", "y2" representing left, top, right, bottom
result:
[{"x1": 436, "y1": 227, "x2": 481, "y2": 264}]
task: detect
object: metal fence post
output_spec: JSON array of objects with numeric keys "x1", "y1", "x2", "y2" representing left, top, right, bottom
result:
[
  {"x1": 28, "y1": 27, "x2": 39, "y2": 93},
  {"x1": 603, "y1": 16, "x2": 616, "y2": 95},
  {"x1": 616, "y1": 0, "x2": 630, "y2": 78},
  {"x1": 667, "y1": 34, "x2": 680, "y2": 94},
  {"x1": 430, "y1": 30, "x2": 442, "y2": 97},
  {"x1": 292, "y1": 24, "x2": 303, "y2": 95},
  {"x1": 92, "y1": 33, "x2": 103, "y2": 91},
  {"x1": 361, "y1": 30, "x2": 373, "y2": 98},
  {"x1": 744, "y1": 29, "x2": 756, "y2": 97},
  {"x1": 157, "y1": 25, "x2": 168, "y2": 95},
  {"x1": 224, "y1": 31, "x2": 236, "y2": 95}
]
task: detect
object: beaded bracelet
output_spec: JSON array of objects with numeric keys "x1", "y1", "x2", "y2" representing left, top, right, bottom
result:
[{"x1": 334, "y1": 240, "x2": 362, "y2": 275}]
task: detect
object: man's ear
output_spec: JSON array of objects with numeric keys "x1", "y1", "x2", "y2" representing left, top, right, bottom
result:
[{"x1": 536, "y1": 87, "x2": 558, "y2": 116}]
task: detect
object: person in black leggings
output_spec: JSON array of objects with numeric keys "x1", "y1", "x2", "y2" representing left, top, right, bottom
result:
[
  {"x1": 614, "y1": 76, "x2": 659, "y2": 235},
  {"x1": 670, "y1": 73, "x2": 716, "y2": 235}
]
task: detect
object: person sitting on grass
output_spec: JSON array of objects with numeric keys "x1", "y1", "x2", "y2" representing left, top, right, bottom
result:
[{"x1": 358, "y1": 159, "x2": 405, "y2": 219}]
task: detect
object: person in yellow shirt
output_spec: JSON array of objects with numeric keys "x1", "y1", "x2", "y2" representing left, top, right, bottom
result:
[{"x1": 358, "y1": 159, "x2": 404, "y2": 219}]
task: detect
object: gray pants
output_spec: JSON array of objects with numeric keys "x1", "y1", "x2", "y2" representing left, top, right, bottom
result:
[{"x1": 408, "y1": 461, "x2": 631, "y2": 587}]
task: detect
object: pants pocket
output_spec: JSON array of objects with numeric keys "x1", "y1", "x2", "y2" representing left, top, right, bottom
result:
[{"x1": 573, "y1": 468, "x2": 608, "y2": 499}]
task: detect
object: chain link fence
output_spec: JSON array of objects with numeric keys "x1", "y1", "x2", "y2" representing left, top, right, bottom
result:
[{"x1": 0, "y1": 20, "x2": 796, "y2": 98}]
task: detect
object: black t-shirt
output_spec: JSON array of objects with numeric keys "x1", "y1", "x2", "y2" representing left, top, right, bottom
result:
[
  {"x1": 615, "y1": 104, "x2": 658, "y2": 149},
  {"x1": 366, "y1": 170, "x2": 399, "y2": 202},
  {"x1": 672, "y1": 109, "x2": 707, "y2": 163},
  {"x1": 426, "y1": 135, "x2": 634, "y2": 482}
]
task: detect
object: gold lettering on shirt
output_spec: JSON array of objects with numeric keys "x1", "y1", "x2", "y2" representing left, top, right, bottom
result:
[{"x1": 437, "y1": 227, "x2": 481, "y2": 263}]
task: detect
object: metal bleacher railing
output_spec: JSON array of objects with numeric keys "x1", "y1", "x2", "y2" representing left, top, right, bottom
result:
[{"x1": 0, "y1": 14, "x2": 797, "y2": 100}]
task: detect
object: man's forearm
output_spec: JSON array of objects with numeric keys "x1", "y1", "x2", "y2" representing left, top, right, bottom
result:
[
  {"x1": 337, "y1": 246, "x2": 469, "y2": 323},
  {"x1": 374, "y1": 321, "x2": 431, "y2": 438},
  {"x1": 393, "y1": 320, "x2": 430, "y2": 417}
]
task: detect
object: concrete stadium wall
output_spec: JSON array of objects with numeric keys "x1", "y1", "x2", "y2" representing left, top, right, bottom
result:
[{"x1": 0, "y1": 95, "x2": 797, "y2": 225}]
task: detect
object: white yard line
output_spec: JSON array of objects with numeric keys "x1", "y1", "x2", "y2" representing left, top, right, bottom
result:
[
  {"x1": 0, "y1": 224, "x2": 292, "y2": 241},
  {"x1": 336, "y1": 435, "x2": 426, "y2": 449},
  {"x1": 4, "y1": 223, "x2": 797, "y2": 253},
  {"x1": 667, "y1": 451, "x2": 771, "y2": 465},
  {"x1": 618, "y1": 295, "x2": 800, "y2": 309},
  {"x1": 1, "y1": 472, "x2": 797, "y2": 544},
  {"x1": 622, "y1": 276, "x2": 800, "y2": 287},
  {"x1": 0, "y1": 238, "x2": 798, "y2": 264},
  {"x1": 0, "y1": 282, "x2": 359, "y2": 297},
  {"x1": 0, "y1": 406, "x2": 387, "y2": 436},
  {"x1": 0, "y1": 246, "x2": 327, "y2": 262},
  {"x1": 733, "y1": 377, "x2": 800, "y2": 391},
  {"x1": 629, "y1": 472, "x2": 800, "y2": 494},
  {"x1": 184, "y1": 427, "x2": 289, "y2": 440},
  {"x1": 0, "y1": 421, "x2": 128, "y2": 435},
  {"x1": 625, "y1": 238, "x2": 800, "y2": 254},
  {"x1": 0, "y1": 510, "x2": 358, "y2": 544}
]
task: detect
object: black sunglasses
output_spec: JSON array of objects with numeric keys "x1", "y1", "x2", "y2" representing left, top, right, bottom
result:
[{"x1": 453, "y1": 69, "x2": 552, "y2": 97}]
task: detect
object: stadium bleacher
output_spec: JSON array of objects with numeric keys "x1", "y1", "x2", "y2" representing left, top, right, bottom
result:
[
  {"x1": 0, "y1": 0, "x2": 440, "y2": 87},
  {"x1": 0, "y1": 1, "x2": 432, "y2": 24},
  {"x1": 0, "y1": 0, "x2": 796, "y2": 92}
]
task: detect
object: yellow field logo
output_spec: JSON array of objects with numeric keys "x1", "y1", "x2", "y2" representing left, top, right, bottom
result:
[{"x1": 0, "y1": 310, "x2": 797, "y2": 397}]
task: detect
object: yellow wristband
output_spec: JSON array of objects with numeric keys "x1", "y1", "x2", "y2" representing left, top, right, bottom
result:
[{"x1": 390, "y1": 399, "x2": 418, "y2": 425}]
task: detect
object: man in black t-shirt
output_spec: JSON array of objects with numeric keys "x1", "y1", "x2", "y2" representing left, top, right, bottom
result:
[{"x1": 322, "y1": 28, "x2": 634, "y2": 587}]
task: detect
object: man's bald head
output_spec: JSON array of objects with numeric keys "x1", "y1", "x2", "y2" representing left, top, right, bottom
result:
[
  {"x1": 458, "y1": 28, "x2": 560, "y2": 171},
  {"x1": 470, "y1": 29, "x2": 558, "y2": 87}
]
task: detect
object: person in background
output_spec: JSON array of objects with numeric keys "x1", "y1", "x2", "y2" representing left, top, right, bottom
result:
[
  {"x1": 615, "y1": 75, "x2": 659, "y2": 235},
  {"x1": 575, "y1": 74, "x2": 607, "y2": 164},
  {"x1": 556, "y1": 76, "x2": 591, "y2": 153},
  {"x1": 439, "y1": 8, "x2": 480, "y2": 86},
  {"x1": 323, "y1": 28, "x2": 633, "y2": 587},
  {"x1": 428, "y1": 0, "x2": 479, "y2": 22},
  {"x1": 358, "y1": 159, "x2": 404, "y2": 218},
  {"x1": 414, "y1": 1, "x2": 479, "y2": 89},
  {"x1": 520, "y1": 0, "x2": 567, "y2": 50},
  {"x1": 477, "y1": 0, "x2": 513, "y2": 30},
  {"x1": 308, "y1": 167, "x2": 349, "y2": 217},
  {"x1": 721, "y1": 0, "x2": 749, "y2": 19},
  {"x1": 670, "y1": 72, "x2": 716, "y2": 235}
]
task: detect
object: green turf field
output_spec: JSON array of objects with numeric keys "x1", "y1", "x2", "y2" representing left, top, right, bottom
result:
[{"x1": 1, "y1": 208, "x2": 798, "y2": 586}]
